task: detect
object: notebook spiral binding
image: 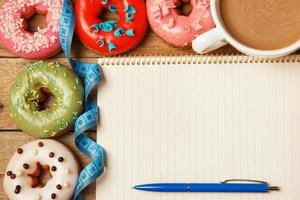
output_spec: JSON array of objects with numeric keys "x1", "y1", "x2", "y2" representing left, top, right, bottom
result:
[{"x1": 100, "y1": 54, "x2": 300, "y2": 66}]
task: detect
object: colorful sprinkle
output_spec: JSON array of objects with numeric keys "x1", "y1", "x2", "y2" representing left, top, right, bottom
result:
[
  {"x1": 126, "y1": 13, "x2": 134, "y2": 23},
  {"x1": 96, "y1": 38, "x2": 105, "y2": 47},
  {"x1": 91, "y1": 21, "x2": 117, "y2": 33},
  {"x1": 108, "y1": 4, "x2": 117, "y2": 13},
  {"x1": 56, "y1": 119, "x2": 69, "y2": 129},
  {"x1": 125, "y1": 29, "x2": 135, "y2": 37},
  {"x1": 101, "y1": 0, "x2": 108, "y2": 5},
  {"x1": 167, "y1": 18, "x2": 175, "y2": 28},
  {"x1": 99, "y1": 20, "x2": 117, "y2": 32},
  {"x1": 125, "y1": 4, "x2": 136, "y2": 23},
  {"x1": 41, "y1": 129, "x2": 50, "y2": 136},
  {"x1": 125, "y1": 4, "x2": 136, "y2": 14},
  {"x1": 114, "y1": 28, "x2": 124, "y2": 38},
  {"x1": 91, "y1": 24, "x2": 100, "y2": 33},
  {"x1": 108, "y1": 42, "x2": 117, "y2": 52},
  {"x1": 41, "y1": 81, "x2": 48, "y2": 86},
  {"x1": 73, "y1": 112, "x2": 78, "y2": 117}
]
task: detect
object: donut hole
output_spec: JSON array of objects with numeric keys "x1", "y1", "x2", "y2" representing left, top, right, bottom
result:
[
  {"x1": 29, "y1": 163, "x2": 52, "y2": 188},
  {"x1": 27, "y1": 87, "x2": 55, "y2": 112},
  {"x1": 37, "y1": 88, "x2": 55, "y2": 111},
  {"x1": 175, "y1": 0, "x2": 193, "y2": 16},
  {"x1": 22, "y1": 9, "x2": 47, "y2": 33},
  {"x1": 99, "y1": 8, "x2": 120, "y2": 23}
]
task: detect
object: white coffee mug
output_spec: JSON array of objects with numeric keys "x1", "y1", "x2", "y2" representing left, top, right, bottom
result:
[{"x1": 192, "y1": 0, "x2": 300, "y2": 58}]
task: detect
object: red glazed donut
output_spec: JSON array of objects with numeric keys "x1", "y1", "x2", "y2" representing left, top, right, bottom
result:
[{"x1": 75, "y1": 0, "x2": 148, "y2": 56}]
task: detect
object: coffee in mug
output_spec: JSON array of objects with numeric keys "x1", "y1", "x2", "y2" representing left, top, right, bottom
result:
[{"x1": 220, "y1": 0, "x2": 300, "y2": 50}]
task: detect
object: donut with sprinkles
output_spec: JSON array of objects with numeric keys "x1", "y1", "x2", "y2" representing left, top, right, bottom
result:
[
  {"x1": 3, "y1": 140, "x2": 79, "y2": 200},
  {"x1": 75, "y1": 0, "x2": 148, "y2": 55},
  {"x1": 146, "y1": 0, "x2": 215, "y2": 47},
  {"x1": 8, "y1": 61, "x2": 84, "y2": 138},
  {"x1": 0, "y1": 0, "x2": 63, "y2": 59}
]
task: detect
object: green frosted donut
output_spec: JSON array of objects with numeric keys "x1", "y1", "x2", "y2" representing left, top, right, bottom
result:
[{"x1": 9, "y1": 61, "x2": 84, "y2": 138}]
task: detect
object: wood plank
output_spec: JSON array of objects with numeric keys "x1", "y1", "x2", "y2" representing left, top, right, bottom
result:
[
  {"x1": 0, "y1": 131, "x2": 96, "y2": 200},
  {"x1": 0, "y1": 58, "x2": 97, "y2": 130}
]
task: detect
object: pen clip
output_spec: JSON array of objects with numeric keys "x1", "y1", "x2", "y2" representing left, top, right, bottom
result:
[
  {"x1": 221, "y1": 179, "x2": 268, "y2": 185},
  {"x1": 221, "y1": 179, "x2": 280, "y2": 191}
]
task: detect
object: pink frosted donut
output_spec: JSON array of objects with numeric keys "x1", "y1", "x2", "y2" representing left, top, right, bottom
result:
[
  {"x1": 0, "y1": 0, "x2": 62, "y2": 59},
  {"x1": 147, "y1": 0, "x2": 215, "y2": 47}
]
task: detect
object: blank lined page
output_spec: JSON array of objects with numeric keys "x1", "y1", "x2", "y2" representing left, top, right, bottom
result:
[{"x1": 96, "y1": 56, "x2": 300, "y2": 200}]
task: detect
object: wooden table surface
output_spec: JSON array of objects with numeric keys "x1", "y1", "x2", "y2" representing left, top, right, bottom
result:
[{"x1": 0, "y1": 1, "x2": 298, "y2": 199}]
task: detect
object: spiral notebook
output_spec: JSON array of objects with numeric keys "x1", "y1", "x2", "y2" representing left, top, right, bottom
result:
[{"x1": 96, "y1": 55, "x2": 300, "y2": 200}]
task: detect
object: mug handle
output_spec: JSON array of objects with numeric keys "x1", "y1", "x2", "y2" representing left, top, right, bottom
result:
[{"x1": 192, "y1": 28, "x2": 228, "y2": 54}]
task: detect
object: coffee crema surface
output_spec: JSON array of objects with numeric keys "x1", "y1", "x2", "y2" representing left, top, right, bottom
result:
[{"x1": 220, "y1": 0, "x2": 300, "y2": 50}]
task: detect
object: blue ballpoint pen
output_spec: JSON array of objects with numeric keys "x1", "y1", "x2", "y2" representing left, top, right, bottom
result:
[{"x1": 133, "y1": 179, "x2": 280, "y2": 193}]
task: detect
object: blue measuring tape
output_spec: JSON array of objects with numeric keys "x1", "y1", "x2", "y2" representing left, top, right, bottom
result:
[{"x1": 59, "y1": 0, "x2": 105, "y2": 199}]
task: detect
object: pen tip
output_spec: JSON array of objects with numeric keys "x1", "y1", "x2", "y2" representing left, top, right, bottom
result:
[
  {"x1": 132, "y1": 185, "x2": 138, "y2": 190},
  {"x1": 268, "y1": 186, "x2": 280, "y2": 191}
]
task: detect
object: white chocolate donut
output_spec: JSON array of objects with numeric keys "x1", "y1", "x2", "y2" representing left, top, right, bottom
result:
[{"x1": 3, "y1": 140, "x2": 79, "y2": 200}]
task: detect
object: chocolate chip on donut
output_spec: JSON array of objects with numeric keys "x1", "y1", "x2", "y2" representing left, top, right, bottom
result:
[
  {"x1": 49, "y1": 152, "x2": 55, "y2": 158},
  {"x1": 17, "y1": 148, "x2": 23, "y2": 154},
  {"x1": 51, "y1": 166, "x2": 57, "y2": 171},
  {"x1": 56, "y1": 184, "x2": 62, "y2": 190},
  {"x1": 4, "y1": 140, "x2": 79, "y2": 200},
  {"x1": 23, "y1": 163, "x2": 29, "y2": 169},
  {"x1": 58, "y1": 157, "x2": 64, "y2": 162},
  {"x1": 14, "y1": 185, "x2": 21, "y2": 194},
  {"x1": 38, "y1": 142, "x2": 44, "y2": 147},
  {"x1": 51, "y1": 193, "x2": 56, "y2": 199}
]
